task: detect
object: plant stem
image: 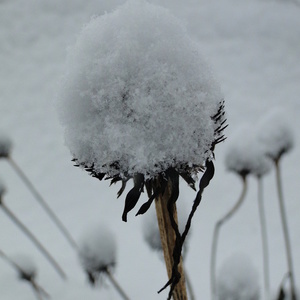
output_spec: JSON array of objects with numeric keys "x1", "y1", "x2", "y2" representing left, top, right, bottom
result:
[
  {"x1": 105, "y1": 268, "x2": 131, "y2": 300},
  {"x1": 184, "y1": 267, "x2": 195, "y2": 300},
  {"x1": 210, "y1": 176, "x2": 247, "y2": 300},
  {"x1": 275, "y1": 159, "x2": 297, "y2": 300},
  {"x1": 155, "y1": 179, "x2": 188, "y2": 300},
  {"x1": 7, "y1": 157, "x2": 78, "y2": 251},
  {"x1": 257, "y1": 177, "x2": 270, "y2": 300},
  {"x1": 0, "y1": 201, "x2": 67, "y2": 280}
]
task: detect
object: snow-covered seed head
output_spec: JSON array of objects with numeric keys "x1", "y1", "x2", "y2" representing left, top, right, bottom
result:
[
  {"x1": 256, "y1": 107, "x2": 294, "y2": 162},
  {"x1": 0, "y1": 133, "x2": 12, "y2": 158},
  {"x1": 58, "y1": 0, "x2": 226, "y2": 181},
  {"x1": 225, "y1": 125, "x2": 272, "y2": 178},
  {"x1": 217, "y1": 253, "x2": 260, "y2": 300},
  {"x1": 12, "y1": 254, "x2": 37, "y2": 281},
  {"x1": 78, "y1": 224, "x2": 117, "y2": 284}
]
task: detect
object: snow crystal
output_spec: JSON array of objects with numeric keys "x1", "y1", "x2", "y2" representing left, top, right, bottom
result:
[
  {"x1": 256, "y1": 107, "x2": 294, "y2": 161},
  {"x1": 78, "y1": 224, "x2": 117, "y2": 274},
  {"x1": 225, "y1": 125, "x2": 272, "y2": 178},
  {"x1": 57, "y1": 0, "x2": 224, "y2": 179},
  {"x1": 217, "y1": 253, "x2": 260, "y2": 300},
  {"x1": 12, "y1": 254, "x2": 37, "y2": 280},
  {"x1": 142, "y1": 200, "x2": 189, "y2": 252},
  {"x1": 0, "y1": 133, "x2": 12, "y2": 158}
]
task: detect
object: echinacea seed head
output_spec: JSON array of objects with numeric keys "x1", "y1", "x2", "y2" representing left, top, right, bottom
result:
[{"x1": 0, "y1": 133, "x2": 12, "y2": 158}]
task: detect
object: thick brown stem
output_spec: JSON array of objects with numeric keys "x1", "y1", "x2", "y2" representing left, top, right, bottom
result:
[{"x1": 155, "y1": 180, "x2": 188, "y2": 300}]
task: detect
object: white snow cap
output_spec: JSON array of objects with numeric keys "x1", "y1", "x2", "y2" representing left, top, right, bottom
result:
[
  {"x1": 78, "y1": 224, "x2": 117, "y2": 274},
  {"x1": 225, "y1": 124, "x2": 272, "y2": 178},
  {"x1": 0, "y1": 133, "x2": 12, "y2": 158},
  {"x1": 256, "y1": 107, "x2": 294, "y2": 161},
  {"x1": 58, "y1": 0, "x2": 224, "y2": 179},
  {"x1": 12, "y1": 254, "x2": 37, "y2": 279},
  {"x1": 217, "y1": 253, "x2": 260, "y2": 300},
  {"x1": 142, "y1": 200, "x2": 189, "y2": 252}
]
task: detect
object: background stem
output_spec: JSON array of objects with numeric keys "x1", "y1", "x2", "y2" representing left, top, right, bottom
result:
[
  {"x1": 105, "y1": 268, "x2": 131, "y2": 300},
  {"x1": 8, "y1": 157, "x2": 78, "y2": 251},
  {"x1": 275, "y1": 159, "x2": 297, "y2": 300},
  {"x1": 257, "y1": 177, "x2": 270, "y2": 300},
  {"x1": 210, "y1": 176, "x2": 247, "y2": 300},
  {"x1": 0, "y1": 201, "x2": 66, "y2": 280}
]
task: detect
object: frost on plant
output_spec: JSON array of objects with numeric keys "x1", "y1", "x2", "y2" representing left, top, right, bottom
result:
[
  {"x1": 58, "y1": 0, "x2": 226, "y2": 218},
  {"x1": 0, "y1": 133, "x2": 12, "y2": 158},
  {"x1": 58, "y1": 0, "x2": 226, "y2": 296},
  {"x1": 225, "y1": 125, "x2": 271, "y2": 178},
  {"x1": 256, "y1": 108, "x2": 294, "y2": 162},
  {"x1": 78, "y1": 224, "x2": 117, "y2": 285},
  {"x1": 217, "y1": 254, "x2": 260, "y2": 300}
]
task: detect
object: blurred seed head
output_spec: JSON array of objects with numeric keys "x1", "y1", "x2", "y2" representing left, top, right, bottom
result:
[
  {"x1": 78, "y1": 224, "x2": 117, "y2": 284},
  {"x1": 0, "y1": 133, "x2": 12, "y2": 158},
  {"x1": 256, "y1": 107, "x2": 294, "y2": 161},
  {"x1": 217, "y1": 253, "x2": 260, "y2": 300}
]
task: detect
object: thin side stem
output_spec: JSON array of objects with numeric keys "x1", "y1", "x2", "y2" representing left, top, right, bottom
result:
[
  {"x1": 184, "y1": 267, "x2": 195, "y2": 300},
  {"x1": 105, "y1": 268, "x2": 131, "y2": 300},
  {"x1": 275, "y1": 159, "x2": 297, "y2": 300},
  {"x1": 210, "y1": 176, "x2": 247, "y2": 300},
  {"x1": 0, "y1": 201, "x2": 67, "y2": 280},
  {"x1": 8, "y1": 157, "x2": 78, "y2": 251},
  {"x1": 257, "y1": 177, "x2": 270, "y2": 300},
  {"x1": 155, "y1": 179, "x2": 188, "y2": 300}
]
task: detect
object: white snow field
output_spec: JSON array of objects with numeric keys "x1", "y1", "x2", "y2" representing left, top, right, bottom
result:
[{"x1": 0, "y1": 0, "x2": 300, "y2": 299}]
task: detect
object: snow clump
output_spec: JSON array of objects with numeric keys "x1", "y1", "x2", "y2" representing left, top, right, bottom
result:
[
  {"x1": 78, "y1": 224, "x2": 117, "y2": 280},
  {"x1": 225, "y1": 124, "x2": 272, "y2": 178},
  {"x1": 58, "y1": 0, "x2": 224, "y2": 179},
  {"x1": 217, "y1": 253, "x2": 260, "y2": 300},
  {"x1": 0, "y1": 133, "x2": 12, "y2": 158},
  {"x1": 256, "y1": 107, "x2": 294, "y2": 161}
]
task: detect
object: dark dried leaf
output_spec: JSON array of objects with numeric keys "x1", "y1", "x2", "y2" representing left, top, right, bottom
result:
[
  {"x1": 122, "y1": 187, "x2": 141, "y2": 222},
  {"x1": 199, "y1": 159, "x2": 215, "y2": 191}
]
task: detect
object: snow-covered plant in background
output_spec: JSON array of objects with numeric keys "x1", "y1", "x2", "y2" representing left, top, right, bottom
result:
[
  {"x1": 256, "y1": 108, "x2": 297, "y2": 300},
  {"x1": 78, "y1": 223, "x2": 130, "y2": 300},
  {"x1": 0, "y1": 134, "x2": 77, "y2": 251},
  {"x1": 58, "y1": 1, "x2": 226, "y2": 298},
  {"x1": 0, "y1": 133, "x2": 12, "y2": 158},
  {"x1": 0, "y1": 178, "x2": 66, "y2": 280},
  {"x1": 0, "y1": 251, "x2": 50, "y2": 300},
  {"x1": 216, "y1": 253, "x2": 260, "y2": 300},
  {"x1": 211, "y1": 125, "x2": 270, "y2": 300}
]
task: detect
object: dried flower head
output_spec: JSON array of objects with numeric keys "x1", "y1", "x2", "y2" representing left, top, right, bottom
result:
[
  {"x1": 58, "y1": 0, "x2": 226, "y2": 218},
  {"x1": 225, "y1": 125, "x2": 272, "y2": 178},
  {"x1": 78, "y1": 224, "x2": 117, "y2": 285},
  {"x1": 58, "y1": 0, "x2": 226, "y2": 296},
  {"x1": 256, "y1": 107, "x2": 294, "y2": 162},
  {"x1": 0, "y1": 133, "x2": 12, "y2": 158}
]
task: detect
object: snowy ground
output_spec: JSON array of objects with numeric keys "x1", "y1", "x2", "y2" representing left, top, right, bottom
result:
[{"x1": 0, "y1": 0, "x2": 300, "y2": 299}]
